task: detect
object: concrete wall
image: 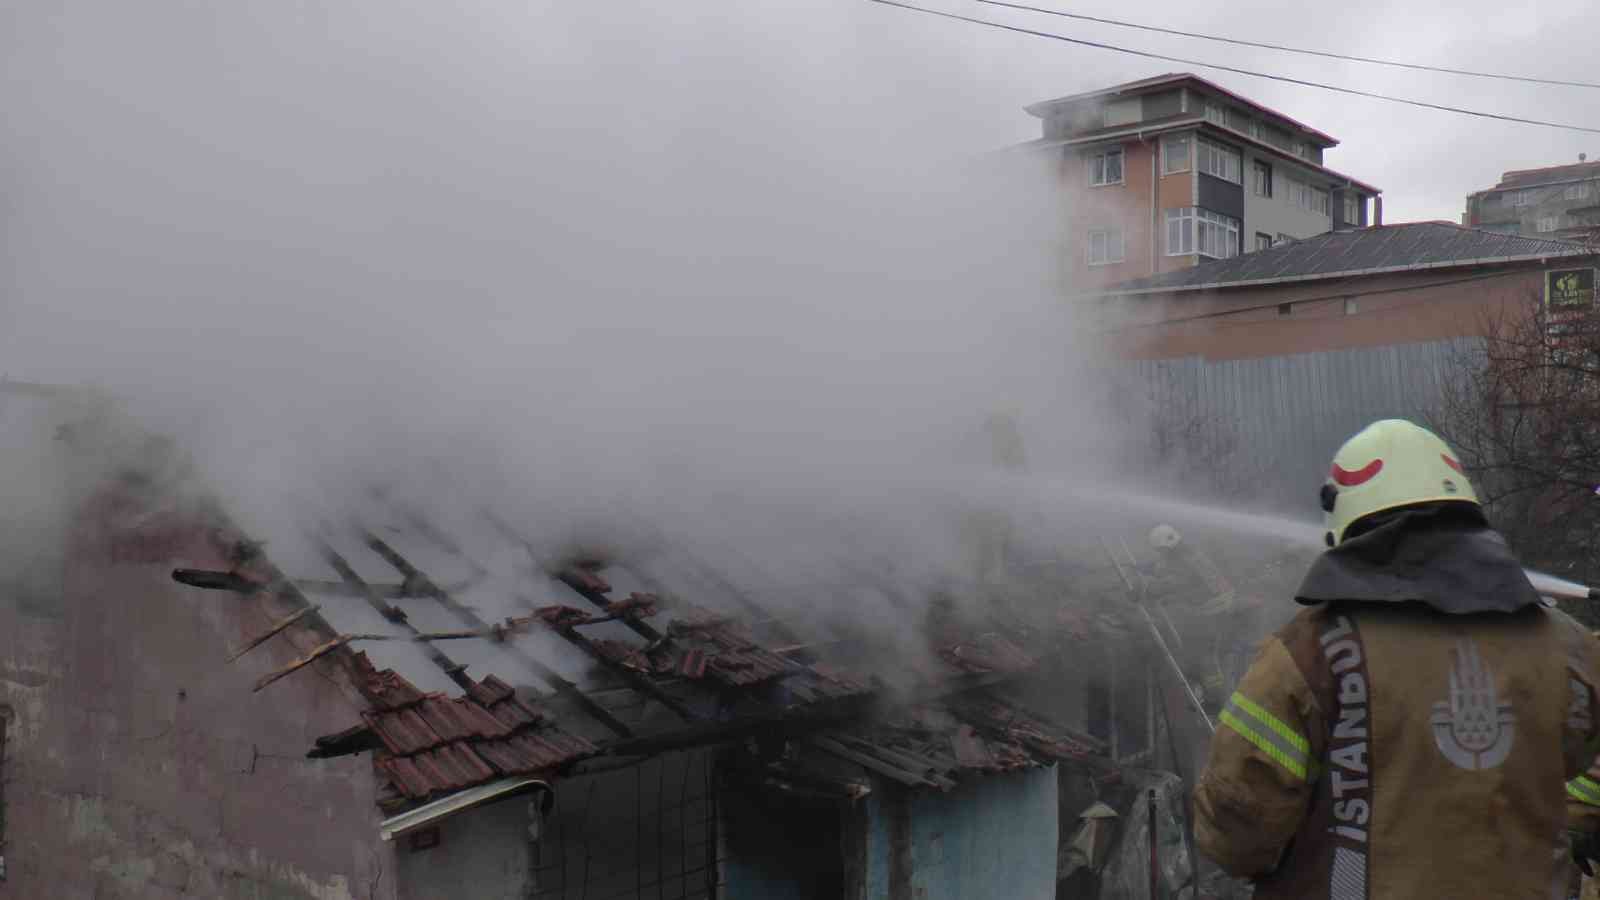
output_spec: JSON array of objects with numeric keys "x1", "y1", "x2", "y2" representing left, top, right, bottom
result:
[
  {"x1": 861, "y1": 767, "x2": 1059, "y2": 900},
  {"x1": 397, "y1": 796, "x2": 533, "y2": 900},
  {"x1": 0, "y1": 396, "x2": 393, "y2": 899},
  {"x1": 1065, "y1": 139, "x2": 1157, "y2": 291},
  {"x1": 1469, "y1": 177, "x2": 1600, "y2": 236},
  {"x1": 1108, "y1": 266, "x2": 1545, "y2": 361},
  {"x1": 1240, "y1": 148, "x2": 1332, "y2": 243}
]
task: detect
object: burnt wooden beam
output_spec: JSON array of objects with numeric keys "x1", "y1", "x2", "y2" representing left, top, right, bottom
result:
[
  {"x1": 228, "y1": 604, "x2": 322, "y2": 663},
  {"x1": 254, "y1": 635, "x2": 356, "y2": 692},
  {"x1": 542, "y1": 622, "x2": 697, "y2": 722},
  {"x1": 554, "y1": 568, "x2": 665, "y2": 644},
  {"x1": 356, "y1": 529, "x2": 634, "y2": 738},
  {"x1": 318, "y1": 539, "x2": 476, "y2": 692}
]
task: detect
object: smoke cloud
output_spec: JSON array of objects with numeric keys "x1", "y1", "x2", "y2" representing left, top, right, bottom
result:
[{"x1": 2, "y1": 1, "x2": 1262, "y2": 685}]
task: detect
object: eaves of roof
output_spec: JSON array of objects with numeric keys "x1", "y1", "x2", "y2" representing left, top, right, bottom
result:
[
  {"x1": 1024, "y1": 72, "x2": 1339, "y2": 146},
  {"x1": 1084, "y1": 248, "x2": 1591, "y2": 299},
  {"x1": 1003, "y1": 119, "x2": 1380, "y2": 195}
]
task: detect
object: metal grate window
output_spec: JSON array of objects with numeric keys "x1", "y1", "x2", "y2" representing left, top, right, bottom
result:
[{"x1": 531, "y1": 750, "x2": 721, "y2": 900}]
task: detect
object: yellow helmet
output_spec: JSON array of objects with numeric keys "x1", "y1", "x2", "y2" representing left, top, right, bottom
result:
[{"x1": 1321, "y1": 419, "x2": 1479, "y2": 545}]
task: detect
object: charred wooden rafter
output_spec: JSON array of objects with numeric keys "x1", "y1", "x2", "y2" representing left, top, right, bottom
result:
[
  {"x1": 317, "y1": 539, "x2": 476, "y2": 692},
  {"x1": 357, "y1": 529, "x2": 635, "y2": 738}
]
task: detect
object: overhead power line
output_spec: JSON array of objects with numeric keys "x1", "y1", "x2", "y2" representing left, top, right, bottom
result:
[
  {"x1": 865, "y1": 0, "x2": 1600, "y2": 135},
  {"x1": 976, "y1": 0, "x2": 1600, "y2": 90}
]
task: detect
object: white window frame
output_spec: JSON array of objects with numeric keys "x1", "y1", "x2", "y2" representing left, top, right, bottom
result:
[
  {"x1": 1086, "y1": 227, "x2": 1126, "y2": 266},
  {"x1": 1566, "y1": 183, "x2": 1590, "y2": 201},
  {"x1": 1088, "y1": 148, "x2": 1125, "y2": 187},
  {"x1": 1165, "y1": 208, "x2": 1194, "y2": 255},
  {"x1": 1255, "y1": 232, "x2": 1274, "y2": 252},
  {"x1": 1344, "y1": 193, "x2": 1360, "y2": 223},
  {"x1": 1161, "y1": 133, "x2": 1192, "y2": 175},
  {"x1": 1196, "y1": 138, "x2": 1242, "y2": 184},
  {"x1": 1204, "y1": 103, "x2": 1226, "y2": 126},
  {"x1": 1252, "y1": 160, "x2": 1272, "y2": 198},
  {"x1": 1288, "y1": 178, "x2": 1330, "y2": 217},
  {"x1": 1507, "y1": 190, "x2": 1533, "y2": 207},
  {"x1": 1165, "y1": 207, "x2": 1239, "y2": 259},
  {"x1": 1537, "y1": 215, "x2": 1561, "y2": 233},
  {"x1": 1195, "y1": 208, "x2": 1240, "y2": 259}
]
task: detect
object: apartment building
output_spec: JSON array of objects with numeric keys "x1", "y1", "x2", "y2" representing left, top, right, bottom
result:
[
  {"x1": 1463, "y1": 157, "x2": 1600, "y2": 243},
  {"x1": 1019, "y1": 73, "x2": 1382, "y2": 290}
]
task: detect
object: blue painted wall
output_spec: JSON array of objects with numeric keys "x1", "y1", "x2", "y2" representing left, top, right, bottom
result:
[{"x1": 865, "y1": 766, "x2": 1060, "y2": 900}]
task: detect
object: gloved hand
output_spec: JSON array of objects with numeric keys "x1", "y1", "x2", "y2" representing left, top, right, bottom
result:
[{"x1": 1569, "y1": 829, "x2": 1600, "y2": 877}]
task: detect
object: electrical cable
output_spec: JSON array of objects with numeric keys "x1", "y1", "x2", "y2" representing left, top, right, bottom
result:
[
  {"x1": 975, "y1": 0, "x2": 1600, "y2": 90},
  {"x1": 865, "y1": 0, "x2": 1600, "y2": 135}
]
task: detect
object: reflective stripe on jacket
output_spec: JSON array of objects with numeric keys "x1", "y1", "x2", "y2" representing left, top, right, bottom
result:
[{"x1": 1195, "y1": 601, "x2": 1600, "y2": 900}]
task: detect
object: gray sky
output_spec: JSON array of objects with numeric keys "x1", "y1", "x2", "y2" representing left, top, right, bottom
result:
[{"x1": 880, "y1": 0, "x2": 1600, "y2": 222}]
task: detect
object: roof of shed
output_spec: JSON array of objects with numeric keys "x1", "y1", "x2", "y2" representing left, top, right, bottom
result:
[{"x1": 1097, "y1": 222, "x2": 1594, "y2": 296}]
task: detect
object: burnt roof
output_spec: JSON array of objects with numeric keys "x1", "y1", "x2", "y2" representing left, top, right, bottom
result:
[{"x1": 1097, "y1": 222, "x2": 1594, "y2": 296}]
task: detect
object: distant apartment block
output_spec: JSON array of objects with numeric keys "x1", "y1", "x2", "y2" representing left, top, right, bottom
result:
[
  {"x1": 1463, "y1": 157, "x2": 1600, "y2": 243},
  {"x1": 1016, "y1": 73, "x2": 1382, "y2": 290}
]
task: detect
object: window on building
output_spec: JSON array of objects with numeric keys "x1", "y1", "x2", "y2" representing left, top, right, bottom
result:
[
  {"x1": 1277, "y1": 232, "x2": 1294, "y2": 245},
  {"x1": 1165, "y1": 208, "x2": 1194, "y2": 255},
  {"x1": 1297, "y1": 142, "x2": 1314, "y2": 160},
  {"x1": 1161, "y1": 133, "x2": 1192, "y2": 175},
  {"x1": 1288, "y1": 179, "x2": 1331, "y2": 216},
  {"x1": 1087, "y1": 228, "x2": 1126, "y2": 266},
  {"x1": 1166, "y1": 207, "x2": 1239, "y2": 259},
  {"x1": 1256, "y1": 232, "x2": 1274, "y2": 252},
  {"x1": 1196, "y1": 208, "x2": 1240, "y2": 258},
  {"x1": 1277, "y1": 303, "x2": 1293, "y2": 316},
  {"x1": 1343, "y1": 298, "x2": 1359, "y2": 316},
  {"x1": 1344, "y1": 193, "x2": 1361, "y2": 223},
  {"x1": 1507, "y1": 190, "x2": 1533, "y2": 207},
  {"x1": 1088, "y1": 148, "x2": 1124, "y2": 186},
  {"x1": 1252, "y1": 160, "x2": 1273, "y2": 197},
  {"x1": 1196, "y1": 138, "x2": 1242, "y2": 183},
  {"x1": 1204, "y1": 103, "x2": 1226, "y2": 126},
  {"x1": 1566, "y1": 183, "x2": 1591, "y2": 201},
  {"x1": 1537, "y1": 215, "x2": 1561, "y2": 233}
]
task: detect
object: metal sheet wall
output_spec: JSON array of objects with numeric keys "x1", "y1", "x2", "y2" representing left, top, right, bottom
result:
[{"x1": 1129, "y1": 339, "x2": 1480, "y2": 509}]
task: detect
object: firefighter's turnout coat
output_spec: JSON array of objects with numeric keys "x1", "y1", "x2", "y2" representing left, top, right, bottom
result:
[{"x1": 1194, "y1": 508, "x2": 1600, "y2": 899}]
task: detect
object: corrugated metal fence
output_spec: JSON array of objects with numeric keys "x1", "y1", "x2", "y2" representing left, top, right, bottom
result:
[{"x1": 1128, "y1": 339, "x2": 1481, "y2": 506}]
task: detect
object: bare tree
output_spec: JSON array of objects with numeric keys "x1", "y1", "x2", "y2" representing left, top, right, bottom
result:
[{"x1": 1432, "y1": 285, "x2": 1600, "y2": 624}]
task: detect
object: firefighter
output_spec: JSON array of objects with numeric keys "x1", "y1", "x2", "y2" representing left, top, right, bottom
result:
[
  {"x1": 1192, "y1": 419, "x2": 1600, "y2": 898},
  {"x1": 1145, "y1": 523, "x2": 1257, "y2": 716},
  {"x1": 1569, "y1": 632, "x2": 1600, "y2": 900}
]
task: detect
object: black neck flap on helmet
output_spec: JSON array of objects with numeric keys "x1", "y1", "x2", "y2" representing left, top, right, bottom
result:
[{"x1": 1294, "y1": 503, "x2": 1541, "y2": 614}]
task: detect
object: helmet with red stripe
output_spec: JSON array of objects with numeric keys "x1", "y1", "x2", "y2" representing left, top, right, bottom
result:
[{"x1": 1321, "y1": 419, "x2": 1480, "y2": 545}]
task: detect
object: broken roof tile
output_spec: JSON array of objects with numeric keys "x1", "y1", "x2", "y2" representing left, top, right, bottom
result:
[
  {"x1": 417, "y1": 697, "x2": 516, "y2": 742},
  {"x1": 360, "y1": 664, "x2": 427, "y2": 711},
  {"x1": 465, "y1": 673, "x2": 516, "y2": 707},
  {"x1": 364, "y1": 706, "x2": 445, "y2": 755},
  {"x1": 482, "y1": 695, "x2": 542, "y2": 731}
]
